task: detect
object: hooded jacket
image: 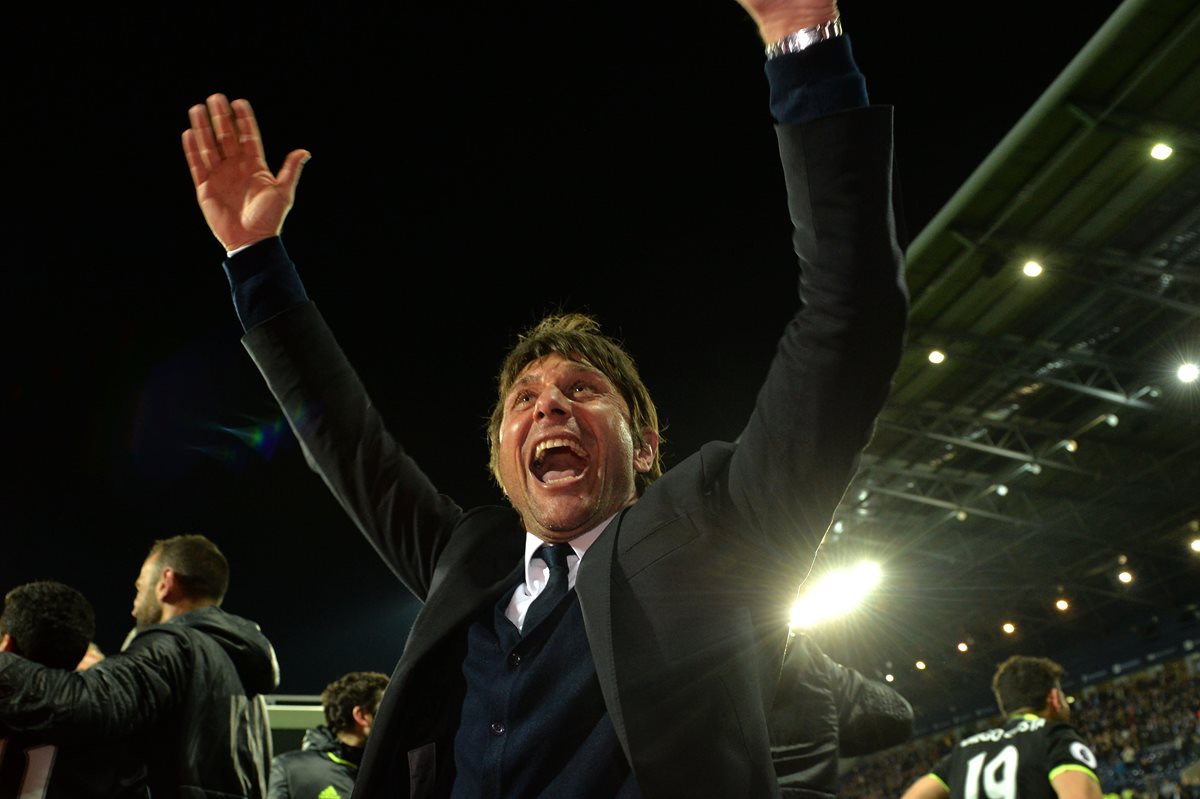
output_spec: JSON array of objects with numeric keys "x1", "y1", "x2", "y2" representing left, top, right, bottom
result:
[
  {"x1": 268, "y1": 725, "x2": 364, "y2": 799},
  {"x1": 0, "y1": 606, "x2": 279, "y2": 799}
]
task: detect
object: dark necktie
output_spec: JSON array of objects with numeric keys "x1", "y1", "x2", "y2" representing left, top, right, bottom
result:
[{"x1": 522, "y1": 543, "x2": 573, "y2": 634}]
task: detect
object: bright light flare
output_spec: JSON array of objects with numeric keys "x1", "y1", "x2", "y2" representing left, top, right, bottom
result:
[
  {"x1": 1002, "y1": 622, "x2": 1016, "y2": 634},
  {"x1": 1022, "y1": 261, "x2": 1043, "y2": 277},
  {"x1": 1150, "y1": 143, "x2": 1174, "y2": 160},
  {"x1": 1118, "y1": 570, "x2": 1133, "y2": 584},
  {"x1": 790, "y1": 561, "x2": 882, "y2": 629},
  {"x1": 885, "y1": 673, "x2": 895, "y2": 683},
  {"x1": 915, "y1": 660, "x2": 927, "y2": 670},
  {"x1": 1178, "y1": 363, "x2": 1199, "y2": 383},
  {"x1": 957, "y1": 642, "x2": 969, "y2": 653},
  {"x1": 1190, "y1": 538, "x2": 1200, "y2": 553},
  {"x1": 1055, "y1": 599, "x2": 1070, "y2": 611},
  {"x1": 928, "y1": 350, "x2": 946, "y2": 365}
]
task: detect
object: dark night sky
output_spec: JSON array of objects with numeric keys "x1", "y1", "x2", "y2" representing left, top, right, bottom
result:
[{"x1": 3, "y1": 2, "x2": 1125, "y2": 695}]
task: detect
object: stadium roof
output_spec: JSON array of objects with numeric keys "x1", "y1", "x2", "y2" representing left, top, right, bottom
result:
[{"x1": 813, "y1": 0, "x2": 1200, "y2": 719}]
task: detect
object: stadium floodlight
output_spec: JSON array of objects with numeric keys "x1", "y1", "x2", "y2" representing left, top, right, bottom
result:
[
  {"x1": 1191, "y1": 538, "x2": 1200, "y2": 554},
  {"x1": 789, "y1": 560, "x2": 882, "y2": 630},
  {"x1": 1150, "y1": 143, "x2": 1174, "y2": 160},
  {"x1": 1022, "y1": 260, "x2": 1043, "y2": 277},
  {"x1": 1055, "y1": 598, "x2": 1070, "y2": 611},
  {"x1": 928, "y1": 349, "x2": 946, "y2": 365},
  {"x1": 957, "y1": 642, "x2": 969, "y2": 653},
  {"x1": 1178, "y1": 362, "x2": 1199, "y2": 383},
  {"x1": 915, "y1": 660, "x2": 927, "y2": 671},
  {"x1": 1002, "y1": 622, "x2": 1016, "y2": 634},
  {"x1": 1117, "y1": 570, "x2": 1133, "y2": 584},
  {"x1": 885, "y1": 673, "x2": 895, "y2": 683}
]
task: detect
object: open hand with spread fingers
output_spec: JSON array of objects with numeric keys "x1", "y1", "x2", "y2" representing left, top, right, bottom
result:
[{"x1": 182, "y1": 93, "x2": 310, "y2": 253}]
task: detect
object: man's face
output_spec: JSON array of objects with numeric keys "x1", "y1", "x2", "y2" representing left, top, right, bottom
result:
[
  {"x1": 496, "y1": 354, "x2": 655, "y2": 541},
  {"x1": 131, "y1": 555, "x2": 164, "y2": 630}
]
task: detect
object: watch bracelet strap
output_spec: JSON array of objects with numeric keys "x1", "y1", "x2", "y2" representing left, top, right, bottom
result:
[{"x1": 764, "y1": 16, "x2": 843, "y2": 60}]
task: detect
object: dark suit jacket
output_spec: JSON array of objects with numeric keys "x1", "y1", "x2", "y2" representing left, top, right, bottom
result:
[{"x1": 243, "y1": 106, "x2": 907, "y2": 798}]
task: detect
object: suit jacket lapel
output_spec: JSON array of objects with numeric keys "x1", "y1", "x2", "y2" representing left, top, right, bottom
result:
[{"x1": 576, "y1": 508, "x2": 630, "y2": 761}]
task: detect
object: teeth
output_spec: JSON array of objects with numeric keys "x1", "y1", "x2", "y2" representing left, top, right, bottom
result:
[{"x1": 533, "y1": 438, "x2": 587, "y2": 464}]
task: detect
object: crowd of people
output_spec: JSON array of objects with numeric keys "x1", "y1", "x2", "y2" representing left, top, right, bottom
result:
[{"x1": 838, "y1": 657, "x2": 1200, "y2": 799}]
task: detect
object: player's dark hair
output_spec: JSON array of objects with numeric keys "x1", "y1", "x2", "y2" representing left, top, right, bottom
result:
[
  {"x1": 488, "y1": 312, "x2": 662, "y2": 496},
  {"x1": 148, "y1": 534, "x2": 230, "y2": 603},
  {"x1": 991, "y1": 655, "x2": 1065, "y2": 715},
  {"x1": 0, "y1": 580, "x2": 95, "y2": 669},
  {"x1": 322, "y1": 671, "x2": 391, "y2": 735}
]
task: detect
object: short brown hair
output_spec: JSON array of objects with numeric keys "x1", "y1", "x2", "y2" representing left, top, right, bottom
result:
[
  {"x1": 322, "y1": 671, "x2": 390, "y2": 734},
  {"x1": 487, "y1": 313, "x2": 662, "y2": 495},
  {"x1": 991, "y1": 655, "x2": 1065, "y2": 715},
  {"x1": 148, "y1": 534, "x2": 230, "y2": 604}
]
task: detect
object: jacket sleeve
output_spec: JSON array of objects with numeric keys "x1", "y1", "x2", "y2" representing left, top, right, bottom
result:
[
  {"x1": 0, "y1": 630, "x2": 188, "y2": 741},
  {"x1": 829, "y1": 652, "x2": 915, "y2": 757},
  {"x1": 241, "y1": 296, "x2": 468, "y2": 601},
  {"x1": 721, "y1": 105, "x2": 908, "y2": 571}
]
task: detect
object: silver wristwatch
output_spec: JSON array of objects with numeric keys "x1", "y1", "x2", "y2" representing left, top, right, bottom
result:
[{"x1": 764, "y1": 17, "x2": 843, "y2": 60}]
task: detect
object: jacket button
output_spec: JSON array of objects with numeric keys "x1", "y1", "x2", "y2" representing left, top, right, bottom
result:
[
  {"x1": 490, "y1": 722, "x2": 506, "y2": 736},
  {"x1": 508, "y1": 653, "x2": 522, "y2": 668}
]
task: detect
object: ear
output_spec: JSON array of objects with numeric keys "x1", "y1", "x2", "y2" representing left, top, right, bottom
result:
[
  {"x1": 351, "y1": 704, "x2": 373, "y2": 734},
  {"x1": 633, "y1": 429, "x2": 659, "y2": 474},
  {"x1": 1045, "y1": 686, "x2": 1063, "y2": 715},
  {"x1": 0, "y1": 633, "x2": 12, "y2": 653},
  {"x1": 158, "y1": 566, "x2": 183, "y2": 603}
]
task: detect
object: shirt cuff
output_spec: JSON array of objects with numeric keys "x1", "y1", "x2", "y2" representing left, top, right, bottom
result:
[
  {"x1": 765, "y1": 34, "x2": 869, "y2": 125},
  {"x1": 222, "y1": 237, "x2": 310, "y2": 332}
]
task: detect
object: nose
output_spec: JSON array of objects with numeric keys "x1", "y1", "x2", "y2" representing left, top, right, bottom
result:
[{"x1": 535, "y1": 386, "x2": 571, "y2": 421}]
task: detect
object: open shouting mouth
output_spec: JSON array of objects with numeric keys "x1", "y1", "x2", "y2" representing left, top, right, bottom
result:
[{"x1": 530, "y1": 437, "x2": 590, "y2": 485}]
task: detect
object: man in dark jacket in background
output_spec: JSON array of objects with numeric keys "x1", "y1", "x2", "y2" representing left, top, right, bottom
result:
[
  {"x1": 0, "y1": 534, "x2": 279, "y2": 799},
  {"x1": 770, "y1": 632, "x2": 915, "y2": 798},
  {"x1": 268, "y1": 671, "x2": 389, "y2": 799}
]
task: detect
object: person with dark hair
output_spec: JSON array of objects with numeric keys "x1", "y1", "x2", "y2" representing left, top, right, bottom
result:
[
  {"x1": 268, "y1": 671, "x2": 390, "y2": 799},
  {"x1": 0, "y1": 581, "x2": 94, "y2": 669},
  {"x1": 0, "y1": 580, "x2": 149, "y2": 798},
  {"x1": 770, "y1": 632, "x2": 914, "y2": 798},
  {"x1": 900, "y1": 655, "x2": 1104, "y2": 799},
  {"x1": 182, "y1": 0, "x2": 908, "y2": 794},
  {"x1": 0, "y1": 535, "x2": 279, "y2": 798}
]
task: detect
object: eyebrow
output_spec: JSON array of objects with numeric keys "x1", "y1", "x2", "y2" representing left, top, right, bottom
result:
[{"x1": 509, "y1": 362, "x2": 610, "y2": 393}]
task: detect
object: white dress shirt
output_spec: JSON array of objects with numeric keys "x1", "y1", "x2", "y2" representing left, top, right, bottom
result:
[{"x1": 504, "y1": 513, "x2": 617, "y2": 632}]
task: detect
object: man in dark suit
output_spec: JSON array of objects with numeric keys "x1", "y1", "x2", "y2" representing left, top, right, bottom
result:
[{"x1": 182, "y1": 0, "x2": 907, "y2": 795}]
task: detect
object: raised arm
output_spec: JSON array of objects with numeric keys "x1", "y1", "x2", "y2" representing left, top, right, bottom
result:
[
  {"x1": 182, "y1": 94, "x2": 310, "y2": 252},
  {"x1": 736, "y1": 0, "x2": 840, "y2": 44},
  {"x1": 721, "y1": 2, "x2": 908, "y2": 563}
]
